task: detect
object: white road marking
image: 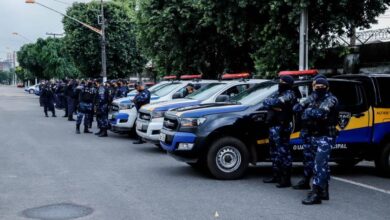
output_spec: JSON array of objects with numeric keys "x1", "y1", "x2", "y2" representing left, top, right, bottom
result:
[{"x1": 332, "y1": 176, "x2": 390, "y2": 195}]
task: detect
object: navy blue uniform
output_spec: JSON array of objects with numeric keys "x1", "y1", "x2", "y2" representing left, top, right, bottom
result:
[
  {"x1": 96, "y1": 85, "x2": 111, "y2": 129},
  {"x1": 263, "y1": 89, "x2": 297, "y2": 183},
  {"x1": 133, "y1": 89, "x2": 151, "y2": 110},
  {"x1": 40, "y1": 85, "x2": 56, "y2": 117},
  {"x1": 76, "y1": 85, "x2": 95, "y2": 127},
  {"x1": 302, "y1": 92, "x2": 338, "y2": 189}
]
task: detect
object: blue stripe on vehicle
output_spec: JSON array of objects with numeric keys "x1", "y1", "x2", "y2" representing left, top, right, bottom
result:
[
  {"x1": 181, "y1": 105, "x2": 248, "y2": 118},
  {"x1": 160, "y1": 132, "x2": 197, "y2": 152},
  {"x1": 155, "y1": 100, "x2": 201, "y2": 111}
]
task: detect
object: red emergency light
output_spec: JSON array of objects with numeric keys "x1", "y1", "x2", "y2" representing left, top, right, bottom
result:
[
  {"x1": 222, "y1": 72, "x2": 251, "y2": 80},
  {"x1": 180, "y1": 74, "x2": 202, "y2": 80},
  {"x1": 163, "y1": 75, "x2": 177, "y2": 80},
  {"x1": 279, "y1": 69, "x2": 318, "y2": 76}
]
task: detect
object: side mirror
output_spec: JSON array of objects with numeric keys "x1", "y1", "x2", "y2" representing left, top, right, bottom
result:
[
  {"x1": 216, "y1": 95, "x2": 230, "y2": 102},
  {"x1": 172, "y1": 92, "x2": 183, "y2": 99}
]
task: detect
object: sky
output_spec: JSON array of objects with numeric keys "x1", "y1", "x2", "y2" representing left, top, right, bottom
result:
[{"x1": 0, "y1": 0, "x2": 389, "y2": 60}]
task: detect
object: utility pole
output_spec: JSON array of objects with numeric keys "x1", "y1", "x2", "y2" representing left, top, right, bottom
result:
[
  {"x1": 299, "y1": 8, "x2": 309, "y2": 70},
  {"x1": 100, "y1": 0, "x2": 107, "y2": 83},
  {"x1": 46, "y1": 32, "x2": 64, "y2": 38}
]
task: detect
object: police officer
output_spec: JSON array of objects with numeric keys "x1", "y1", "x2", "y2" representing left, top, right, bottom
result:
[
  {"x1": 182, "y1": 83, "x2": 195, "y2": 97},
  {"x1": 293, "y1": 74, "x2": 327, "y2": 190},
  {"x1": 40, "y1": 82, "x2": 56, "y2": 117},
  {"x1": 300, "y1": 77, "x2": 339, "y2": 205},
  {"x1": 263, "y1": 75, "x2": 297, "y2": 188},
  {"x1": 95, "y1": 79, "x2": 111, "y2": 137},
  {"x1": 65, "y1": 80, "x2": 77, "y2": 121},
  {"x1": 133, "y1": 82, "x2": 151, "y2": 144},
  {"x1": 76, "y1": 81, "x2": 95, "y2": 134}
]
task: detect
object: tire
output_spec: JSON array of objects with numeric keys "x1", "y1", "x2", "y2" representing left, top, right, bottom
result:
[
  {"x1": 29, "y1": 89, "x2": 34, "y2": 94},
  {"x1": 206, "y1": 137, "x2": 249, "y2": 180},
  {"x1": 335, "y1": 159, "x2": 361, "y2": 168},
  {"x1": 375, "y1": 142, "x2": 390, "y2": 177}
]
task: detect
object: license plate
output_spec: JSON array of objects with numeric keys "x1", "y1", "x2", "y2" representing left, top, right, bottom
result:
[{"x1": 159, "y1": 133, "x2": 167, "y2": 142}]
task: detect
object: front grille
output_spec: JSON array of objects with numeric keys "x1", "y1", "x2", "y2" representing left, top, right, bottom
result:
[
  {"x1": 111, "y1": 105, "x2": 119, "y2": 112},
  {"x1": 139, "y1": 112, "x2": 151, "y2": 121},
  {"x1": 163, "y1": 118, "x2": 179, "y2": 131},
  {"x1": 165, "y1": 134, "x2": 174, "y2": 145}
]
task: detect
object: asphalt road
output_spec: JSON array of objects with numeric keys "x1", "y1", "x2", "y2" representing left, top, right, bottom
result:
[{"x1": 0, "y1": 86, "x2": 389, "y2": 220}]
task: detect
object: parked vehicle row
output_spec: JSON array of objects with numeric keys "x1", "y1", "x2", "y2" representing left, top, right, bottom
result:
[{"x1": 108, "y1": 71, "x2": 390, "y2": 180}]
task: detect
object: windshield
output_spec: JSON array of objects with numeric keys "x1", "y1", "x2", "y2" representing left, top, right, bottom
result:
[
  {"x1": 152, "y1": 83, "x2": 182, "y2": 97},
  {"x1": 127, "y1": 82, "x2": 168, "y2": 96},
  {"x1": 231, "y1": 81, "x2": 278, "y2": 106},
  {"x1": 186, "y1": 83, "x2": 225, "y2": 100}
]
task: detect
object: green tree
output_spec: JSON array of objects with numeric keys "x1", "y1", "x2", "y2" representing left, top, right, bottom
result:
[
  {"x1": 136, "y1": 0, "x2": 390, "y2": 78},
  {"x1": 17, "y1": 38, "x2": 80, "y2": 80},
  {"x1": 63, "y1": 1, "x2": 145, "y2": 79},
  {"x1": 0, "y1": 70, "x2": 13, "y2": 84}
]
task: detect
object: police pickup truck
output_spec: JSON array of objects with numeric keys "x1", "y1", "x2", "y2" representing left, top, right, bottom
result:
[
  {"x1": 110, "y1": 75, "x2": 216, "y2": 134},
  {"x1": 160, "y1": 71, "x2": 390, "y2": 180},
  {"x1": 136, "y1": 74, "x2": 267, "y2": 144}
]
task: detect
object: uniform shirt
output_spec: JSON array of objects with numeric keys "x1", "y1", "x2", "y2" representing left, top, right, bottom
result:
[
  {"x1": 302, "y1": 92, "x2": 339, "y2": 136},
  {"x1": 263, "y1": 89, "x2": 297, "y2": 126},
  {"x1": 133, "y1": 89, "x2": 151, "y2": 110}
]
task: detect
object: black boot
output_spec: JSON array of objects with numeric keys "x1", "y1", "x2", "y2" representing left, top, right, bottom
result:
[
  {"x1": 133, "y1": 137, "x2": 145, "y2": 144},
  {"x1": 76, "y1": 125, "x2": 81, "y2": 134},
  {"x1": 263, "y1": 174, "x2": 280, "y2": 183},
  {"x1": 293, "y1": 177, "x2": 311, "y2": 190},
  {"x1": 84, "y1": 126, "x2": 92, "y2": 134},
  {"x1": 302, "y1": 185, "x2": 322, "y2": 205},
  {"x1": 52, "y1": 113, "x2": 57, "y2": 117},
  {"x1": 320, "y1": 183, "x2": 329, "y2": 200},
  {"x1": 98, "y1": 129, "x2": 108, "y2": 137},
  {"x1": 95, "y1": 129, "x2": 102, "y2": 135},
  {"x1": 276, "y1": 170, "x2": 291, "y2": 188},
  {"x1": 68, "y1": 118, "x2": 75, "y2": 121}
]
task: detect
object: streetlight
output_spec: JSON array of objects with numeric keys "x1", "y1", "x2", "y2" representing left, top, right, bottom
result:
[
  {"x1": 12, "y1": 32, "x2": 32, "y2": 42},
  {"x1": 25, "y1": 0, "x2": 108, "y2": 82}
]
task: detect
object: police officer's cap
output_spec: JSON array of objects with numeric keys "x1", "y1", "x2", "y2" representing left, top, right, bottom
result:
[
  {"x1": 315, "y1": 78, "x2": 329, "y2": 87},
  {"x1": 97, "y1": 78, "x2": 103, "y2": 84},
  {"x1": 135, "y1": 82, "x2": 144, "y2": 87},
  {"x1": 187, "y1": 83, "x2": 195, "y2": 87},
  {"x1": 313, "y1": 74, "x2": 326, "y2": 81},
  {"x1": 280, "y1": 75, "x2": 294, "y2": 86}
]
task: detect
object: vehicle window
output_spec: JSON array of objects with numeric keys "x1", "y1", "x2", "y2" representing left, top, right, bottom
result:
[
  {"x1": 376, "y1": 77, "x2": 390, "y2": 107},
  {"x1": 329, "y1": 82, "x2": 365, "y2": 112},
  {"x1": 222, "y1": 85, "x2": 249, "y2": 97},
  {"x1": 231, "y1": 82, "x2": 278, "y2": 106},
  {"x1": 152, "y1": 83, "x2": 182, "y2": 97},
  {"x1": 186, "y1": 83, "x2": 226, "y2": 100}
]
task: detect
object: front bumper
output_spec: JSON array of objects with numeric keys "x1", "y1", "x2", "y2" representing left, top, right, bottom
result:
[
  {"x1": 136, "y1": 118, "x2": 164, "y2": 143},
  {"x1": 160, "y1": 129, "x2": 197, "y2": 151},
  {"x1": 109, "y1": 110, "x2": 136, "y2": 133}
]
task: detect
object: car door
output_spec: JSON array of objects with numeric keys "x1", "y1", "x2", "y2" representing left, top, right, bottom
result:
[{"x1": 329, "y1": 80, "x2": 371, "y2": 158}]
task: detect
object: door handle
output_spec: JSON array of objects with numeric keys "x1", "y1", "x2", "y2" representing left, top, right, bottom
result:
[{"x1": 352, "y1": 113, "x2": 365, "y2": 118}]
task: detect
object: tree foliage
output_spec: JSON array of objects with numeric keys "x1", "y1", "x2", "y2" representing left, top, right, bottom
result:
[
  {"x1": 17, "y1": 38, "x2": 80, "y2": 80},
  {"x1": 63, "y1": 1, "x2": 145, "y2": 79},
  {"x1": 136, "y1": 0, "x2": 390, "y2": 77},
  {"x1": 0, "y1": 70, "x2": 12, "y2": 84}
]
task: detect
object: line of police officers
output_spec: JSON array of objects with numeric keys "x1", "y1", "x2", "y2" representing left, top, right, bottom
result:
[
  {"x1": 39, "y1": 79, "x2": 151, "y2": 139},
  {"x1": 263, "y1": 75, "x2": 339, "y2": 205}
]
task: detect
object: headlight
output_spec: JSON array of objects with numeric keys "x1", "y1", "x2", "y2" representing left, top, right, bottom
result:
[
  {"x1": 151, "y1": 110, "x2": 165, "y2": 119},
  {"x1": 180, "y1": 117, "x2": 207, "y2": 127},
  {"x1": 119, "y1": 103, "x2": 133, "y2": 110}
]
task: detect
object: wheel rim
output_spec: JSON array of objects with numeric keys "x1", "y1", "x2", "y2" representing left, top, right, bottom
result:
[{"x1": 216, "y1": 146, "x2": 242, "y2": 173}]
